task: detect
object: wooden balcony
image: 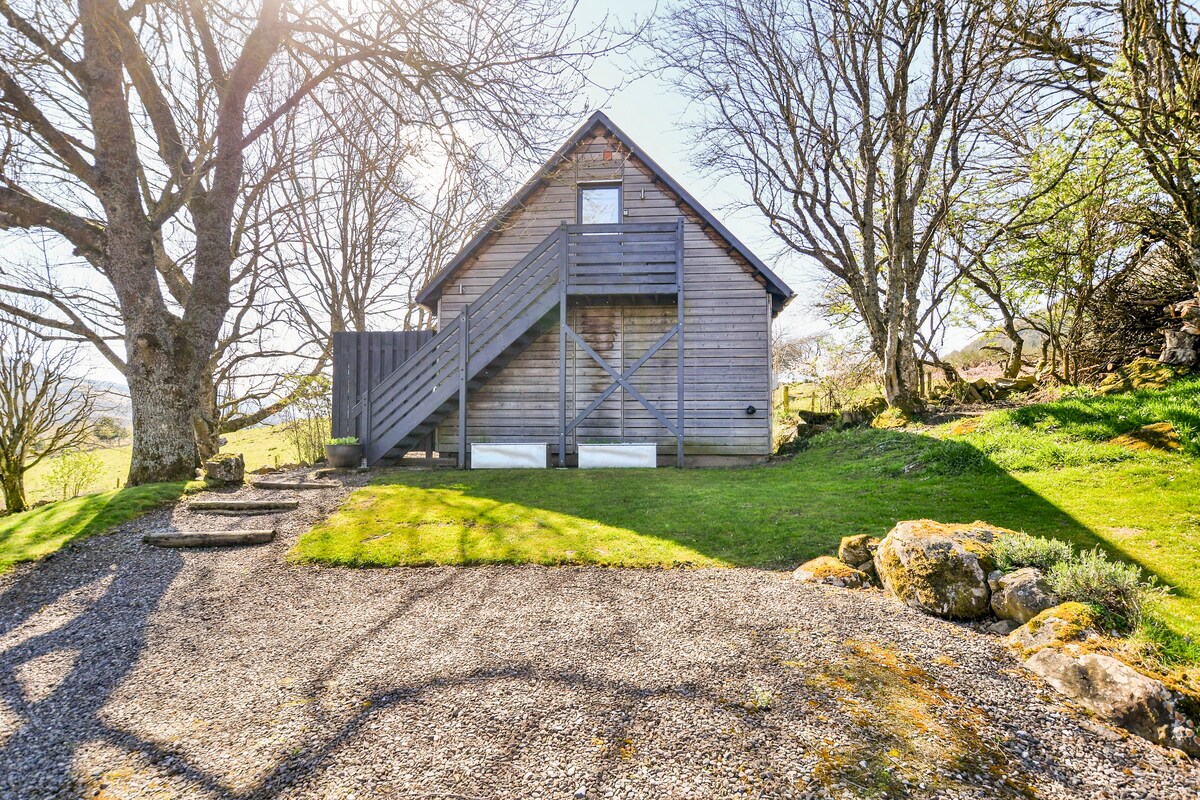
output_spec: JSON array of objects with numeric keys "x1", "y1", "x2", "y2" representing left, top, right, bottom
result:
[{"x1": 563, "y1": 221, "x2": 682, "y2": 297}]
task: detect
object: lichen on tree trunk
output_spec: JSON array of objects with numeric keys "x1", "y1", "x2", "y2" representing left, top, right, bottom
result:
[
  {"x1": 124, "y1": 322, "x2": 206, "y2": 486},
  {"x1": 2, "y1": 472, "x2": 26, "y2": 514}
]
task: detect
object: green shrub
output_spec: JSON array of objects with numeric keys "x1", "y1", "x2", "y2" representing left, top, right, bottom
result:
[
  {"x1": 1048, "y1": 548, "x2": 1156, "y2": 630},
  {"x1": 328, "y1": 436, "x2": 360, "y2": 446},
  {"x1": 993, "y1": 532, "x2": 1074, "y2": 572},
  {"x1": 45, "y1": 450, "x2": 103, "y2": 500}
]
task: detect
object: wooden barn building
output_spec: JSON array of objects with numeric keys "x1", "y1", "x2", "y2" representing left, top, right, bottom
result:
[{"x1": 332, "y1": 112, "x2": 794, "y2": 467}]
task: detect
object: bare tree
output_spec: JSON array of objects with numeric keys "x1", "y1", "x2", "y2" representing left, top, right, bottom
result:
[
  {"x1": 0, "y1": 318, "x2": 97, "y2": 512},
  {"x1": 655, "y1": 0, "x2": 1020, "y2": 411},
  {"x1": 0, "y1": 0, "x2": 609, "y2": 484},
  {"x1": 268, "y1": 93, "x2": 497, "y2": 338}
]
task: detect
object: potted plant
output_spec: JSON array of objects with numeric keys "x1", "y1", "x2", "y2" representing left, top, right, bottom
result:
[{"x1": 325, "y1": 437, "x2": 362, "y2": 469}]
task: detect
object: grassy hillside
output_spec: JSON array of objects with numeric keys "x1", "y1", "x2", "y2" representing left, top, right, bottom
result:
[
  {"x1": 295, "y1": 377, "x2": 1200, "y2": 642},
  {"x1": 23, "y1": 423, "x2": 297, "y2": 503}
]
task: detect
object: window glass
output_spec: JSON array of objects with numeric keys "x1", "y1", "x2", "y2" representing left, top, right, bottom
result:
[{"x1": 579, "y1": 185, "x2": 621, "y2": 224}]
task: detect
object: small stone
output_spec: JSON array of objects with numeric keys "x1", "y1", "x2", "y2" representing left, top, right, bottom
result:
[
  {"x1": 987, "y1": 619, "x2": 1019, "y2": 636},
  {"x1": 991, "y1": 568, "x2": 1058, "y2": 624},
  {"x1": 1007, "y1": 602, "x2": 1101, "y2": 657},
  {"x1": 837, "y1": 534, "x2": 881, "y2": 567},
  {"x1": 792, "y1": 556, "x2": 870, "y2": 589},
  {"x1": 203, "y1": 452, "x2": 245, "y2": 485}
]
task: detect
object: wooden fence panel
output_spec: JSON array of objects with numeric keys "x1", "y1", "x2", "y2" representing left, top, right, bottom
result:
[{"x1": 331, "y1": 330, "x2": 436, "y2": 440}]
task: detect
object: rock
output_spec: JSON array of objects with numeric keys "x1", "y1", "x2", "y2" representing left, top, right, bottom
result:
[
  {"x1": 856, "y1": 559, "x2": 878, "y2": 585},
  {"x1": 987, "y1": 619, "x2": 1020, "y2": 636},
  {"x1": 839, "y1": 397, "x2": 887, "y2": 426},
  {"x1": 1007, "y1": 602, "x2": 1102, "y2": 658},
  {"x1": 1160, "y1": 327, "x2": 1200, "y2": 368},
  {"x1": 1109, "y1": 422, "x2": 1185, "y2": 453},
  {"x1": 792, "y1": 556, "x2": 871, "y2": 589},
  {"x1": 987, "y1": 570, "x2": 1003, "y2": 593},
  {"x1": 1097, "y1": 357, "x2": 1188, "y2": 395},
  {"x1": 991, "y1": 568, "x2": 1058, "y2": 624},
  {"x1": 838, "y1": 534, "x2": 881, "y2": 567},
  {"x1": 995, "y1": 374, "x2": 1036, "y2": 392},
  {"x1": 203, "y1": 453, "x2": 245, "y2": 485},
  {"x1": 1177, "y1": 297, "x2": 1200, "y2": 334},
  {"x1": 1024, "y1": 649, "x2": 1200, "y2": 756},
  {"x1": 871, "y1": 407, "x2": 911, "y2": 429},
  {"x1": 873, "y1": 519, "x2": 1005, "y2": 619},
  {"x1": 948, "y1": 416, "x2": 982, "y2": 436}
]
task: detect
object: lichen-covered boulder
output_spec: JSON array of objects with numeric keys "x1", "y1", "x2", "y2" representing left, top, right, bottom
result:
[
  {"x1": 990, "y1": 567, "x2": 1058, "y2": 624},
  {"x1": 792, "y1": 556, "x2": 870, "y2": 589},
  {"x1": 1025, "y1": 649, "x2": 1200, "y2": 756},
  {"x1": 838, "y1": 534, "x2": 881, "y2": 567},
  {"x1": 873, "y1": 520, "x2": 1004, "y2": 619},
  {"x1": 1096, "y1": 357, "x2": 1188, "y2": 394},
  {"x1": 1007, "y1": 602, "x2": 1101, "y2": 658},
  {"x1": 203, "y1": 453, "x2": 245, "y2": 485}
]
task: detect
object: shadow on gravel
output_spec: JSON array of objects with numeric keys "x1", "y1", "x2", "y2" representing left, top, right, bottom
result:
[{"x1": 0, "y1": 537, "x2": 183, "y2": 798}]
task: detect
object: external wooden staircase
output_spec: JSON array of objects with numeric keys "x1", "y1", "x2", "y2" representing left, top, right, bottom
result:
[{"x1": 344, "y1": 221, "x2": 685, "y2": 466}]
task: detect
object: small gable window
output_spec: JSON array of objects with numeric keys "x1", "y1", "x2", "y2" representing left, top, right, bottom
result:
[{"x1": 578, "y1": 183, "x2": 621, "y2": 225}]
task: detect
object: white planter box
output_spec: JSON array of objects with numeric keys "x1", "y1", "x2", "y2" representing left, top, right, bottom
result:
[
  {"x1": 470, "y1": 443, "x2": 548, "y2": 469},
  {"x1": 578, "y1": 443, "x2": 658, "y2": 469}
]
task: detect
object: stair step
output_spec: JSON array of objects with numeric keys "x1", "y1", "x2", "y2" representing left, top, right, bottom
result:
[
  {"x1": 143, "y1": 530, "x2": 275, "y2": 548},
  {"x1": 187, "y1": 499, "x2": 299, "y2": 515},
  {"x1": 249, "y1": 480, "x2": 339, "y2": 491}
]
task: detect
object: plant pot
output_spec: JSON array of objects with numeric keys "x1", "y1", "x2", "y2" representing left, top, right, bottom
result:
[{"x1": 325, "y1": 444, "x2": 362, "y2": 469}]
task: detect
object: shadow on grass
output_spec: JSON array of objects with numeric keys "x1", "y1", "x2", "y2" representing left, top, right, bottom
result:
[
  {"x1": 0, "y1": 482, "x2": 190, "y2": 572},
  {"x1": 333, "y1": 430, "x2": 1087, "y2": 564},
  {"x1": 309, "y1": 428, "x2": 1200, "y2": 613},
  {"x1": 999, "y1": 378, "x2": 1200, "y2": 457}
]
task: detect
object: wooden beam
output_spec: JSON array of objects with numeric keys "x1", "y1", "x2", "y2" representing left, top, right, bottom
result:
[
  {"x1": 676, "y1": 216, "x2": 686, "y2": 468},
  {"x1": 565, "y1": 324, "x2": 678, "y2": 434},
  {"x1": 458, "y1": 308, "x2": 469, "y2": 469},
  {"x1": 564, "y1": 326, "x2": 680, "y2": 436},
  {"x1": 558, "y1": 223, "x2": 569, "y2": 466}
]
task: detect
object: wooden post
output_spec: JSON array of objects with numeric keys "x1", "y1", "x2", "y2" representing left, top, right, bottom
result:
[
  {"x1": 675, "y1": 217, "x2": 685, "y2": 468},
  {"x1": 558, "y1": 223, "x2": 569, "y2": 467},
  {"x1": 458, "y1": 310, "x2": 469, "y2": 469}
]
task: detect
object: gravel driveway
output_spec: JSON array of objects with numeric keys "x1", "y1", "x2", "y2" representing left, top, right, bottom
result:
[{"x1": 0, "y1": 473, "x2": 1197, "y2": 800}]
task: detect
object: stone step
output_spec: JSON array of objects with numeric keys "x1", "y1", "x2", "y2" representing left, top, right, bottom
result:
[
  {"x1": 187, "y1": 499, "x2": 299, "y2": 515},
  {"x1": 143, "y1": 530, "x2": 276, "y2": 548},
  {"x1": 249, "y1": 480, "x2": 340, "y2": 491}
]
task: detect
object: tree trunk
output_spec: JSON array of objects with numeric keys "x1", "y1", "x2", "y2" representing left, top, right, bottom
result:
[
  {"x1": 881, "y1": 336, "x2": 924, "y2": 412},
  {"x1": 2, "y1": 471, "x2": 26, "y2": 513},
  {"x1": 194, "y1": 375, "x2": 221, "y2": 462},
  {"x1": 125, "y1": 315, "x2": 205, "y2": 485},
  {"x1": 1003, "y1": 330, "x2": 1024, "y2": 379}
]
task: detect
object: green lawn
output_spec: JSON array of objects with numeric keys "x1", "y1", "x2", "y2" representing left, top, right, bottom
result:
[
  {"x1": 23, "y1": 423, "x2": 296, "y2": 503},
  {"x1": 294, "y1": 377, "x2": 1200, "y2": 640},
  {"x1": 0, "y1": 482, "x2": 197, "y2": 572}
]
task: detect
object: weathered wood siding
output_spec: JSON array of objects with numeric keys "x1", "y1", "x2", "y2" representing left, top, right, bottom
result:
[{"x1": 435, "y1": 132, "x2": 773, "y2": 459}]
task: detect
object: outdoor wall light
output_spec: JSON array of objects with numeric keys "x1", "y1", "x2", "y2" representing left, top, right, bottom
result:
[{"x1": 746, "y1": 405, "x2": 757, "y2": 415}]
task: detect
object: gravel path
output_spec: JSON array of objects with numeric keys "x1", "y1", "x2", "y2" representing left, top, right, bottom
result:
[{"x1": 0, "y1": 471, "x2": 1197, "y2": 799}]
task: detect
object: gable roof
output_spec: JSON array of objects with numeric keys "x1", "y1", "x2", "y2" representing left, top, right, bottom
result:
[{"x1": 415, "y1": 110, "x2": 795, "y2": 313}]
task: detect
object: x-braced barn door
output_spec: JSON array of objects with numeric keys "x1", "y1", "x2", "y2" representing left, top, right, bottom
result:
[{"x1": 556, "y1": 220, "x2": 685, "y2": 466}]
